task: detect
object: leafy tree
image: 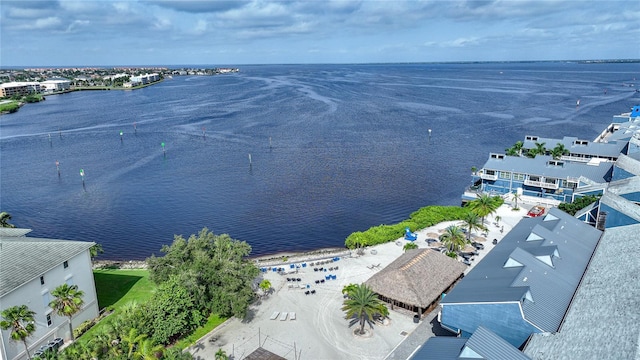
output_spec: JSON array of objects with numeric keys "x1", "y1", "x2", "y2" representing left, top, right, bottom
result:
[
  {"x1": 439, "y1": 225, "x2": 467, "y2": 253},
  {"x1": 0, "y1": 211, "x2": 16, "y2": 228},
  {"x1": 259, "y1": 279, "x2": 272, "y2": 297},
  {"x1": 141, "y1": 275, "x2": 205, "y2": 344},
  {"x1": 341, "y1": 284, "x2": 388, "y2": 335},
  {"x1": 146, "y1": 228, "x2": 259, "y2": 319},
  {"x1": 466, "y1": 194, "x2": 502, "y2": 225},
  {"x1": 558, "y1": 195, "x2": 601, "y2": 215},
  {"x1": 461, "y1": 212, "x2": 485, "y2": 241},
  {"x1": 49, "y1": 283, "x2": 85, "y2": 341},
  {"x1": 1, "y1": 305, "x2": 36, "y2": 360},
  {"x1": 403, "y1": 242, "x2": 418, "y2": 251},
  {"x1": 89, "y1": 243, "x2": 104, "y2": 260}
]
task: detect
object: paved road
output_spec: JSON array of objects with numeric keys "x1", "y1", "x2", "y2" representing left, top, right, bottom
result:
[{"x1": 384, "y1": 310, "x2": 454, "y2": 360}]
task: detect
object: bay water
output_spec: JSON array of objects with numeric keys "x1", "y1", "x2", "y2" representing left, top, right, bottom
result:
[{"x1": 1, "y1": 62, "x2": 638, "y2": 259}]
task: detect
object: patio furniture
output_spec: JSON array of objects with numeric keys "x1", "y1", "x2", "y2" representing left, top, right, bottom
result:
[
  {"x1": 270, "y1": 311, "x2": 280, "y2": 320},
  {"x1": 279, "y1": 312, "x2": 288, "y2": 321},
  {"x1": 290, "y1": 312, "x2": 296, "y2": 320}
]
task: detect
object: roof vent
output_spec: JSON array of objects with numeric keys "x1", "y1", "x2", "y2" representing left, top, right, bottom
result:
[{"x1": 536, "y1": 255, "x2": 554, "y2": 267}]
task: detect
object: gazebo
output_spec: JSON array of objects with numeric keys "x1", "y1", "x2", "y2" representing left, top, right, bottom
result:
[{"x1": 365, "y1": 248, "x2": 466, "y2": 317}]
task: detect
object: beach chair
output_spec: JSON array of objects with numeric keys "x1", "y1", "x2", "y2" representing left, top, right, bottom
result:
[
  {"x1": 270, "y1": 311, "x2": 280, "y2": 320},
  {"x1": 279, "y1": 312, "x2": 288, "y2": 321},
  {"x1": 290, "y1": 312, "x2": 296, "y2": 320}
]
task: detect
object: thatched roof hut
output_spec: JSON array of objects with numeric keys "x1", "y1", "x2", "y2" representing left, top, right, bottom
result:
[{"x1": 365, "y1": 248, "x2": 466, "y2": 315}]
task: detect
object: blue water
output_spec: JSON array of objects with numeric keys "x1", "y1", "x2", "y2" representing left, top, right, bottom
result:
[{"x1": 1, "y1": 63, "x2": 638, "y2": 259}]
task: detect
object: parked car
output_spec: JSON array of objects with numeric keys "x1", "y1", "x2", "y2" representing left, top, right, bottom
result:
[
  {"x1": 472, "y1": 242, "x2": 484, "y2": 250},
  {"x1": 462, "y1": 258, "x2": 472, "y2": 266},
  {"x1": 426, "y1": 238, "x2": 438, "y2": 245}
]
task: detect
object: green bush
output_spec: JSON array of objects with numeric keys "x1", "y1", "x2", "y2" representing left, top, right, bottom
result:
[
  {"x1": 73, "y1": 319, "x2": 96, "y2": 338},
  {"x1": 558, "y1": 195, "x2": 600, "y2": 215},
  {"x1": 345, "y1": 206, "x2": 471, "y2": 248},
  {"x1": 0, "y1": 102, "x2": 20, "y2": 113}
]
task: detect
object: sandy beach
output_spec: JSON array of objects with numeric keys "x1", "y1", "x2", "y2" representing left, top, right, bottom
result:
[{"x1": 188, "y1": 203, "x2": 531, "y2": 360}]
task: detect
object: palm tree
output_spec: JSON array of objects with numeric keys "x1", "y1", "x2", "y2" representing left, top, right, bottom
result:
[
  {"x1": 534, "y1": 141, "x2": 547, "y2": 157},
  {"x1": 215, "y1": 348, "x2": 229, "y2": 360},
  {"x1": 89, "y1": 243, "x2": 104, "y2": 261},
  {"x1": 461, "y1": 212, "x2": 485, "y2": 241},
  {"x1": 551, "y1": 143, "x2": 569, "y2": 159},
  {"x1": 505, "y1": 147, "x2": 518, "y2": 156},
  {"x1": 0, "y1": 211, "x2": 16, "y2": 228},
  {"x1": 1, "y1": 305, "x2": 36, "y2": 359},
  {"x1": 122, "y1": 327, "x2": 147, "y2": 358},
  {"x1": 341, "y1": 284, "x2": 388, "y2": 335},
  {"x1": 49, "y1": 283, "x2": 85, "y2": 341},
  {"x1": 512, "y1": 191, "x2": 522, "y2": 210},
  {"x1": 403, "y1": 242, "x2": 418, "y2": 252},
  {"x1": 439, "y1": 225, "x2": 467, "y2": 253},
  {"x1": 467, "y1": 193, "x2": 501, "y2": 226},
  {"x1": 133, "y1": 339, "x2": 164, "y2": 360},
  {"x1": 513, "y1": 140, "x2": 524, "y2": 155}
]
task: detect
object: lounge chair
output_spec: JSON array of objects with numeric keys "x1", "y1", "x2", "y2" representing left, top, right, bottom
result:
[
  {"x1": 279, "y1": 312, "x2": 288, "y2": 321},
  {"x1": 270, "y1": 311, "x2": 280, "y2": 320},
  {"x1": 311, "y1": 290, "x2": 316, "y2": 295},
  {"x1": 305, "y1": 290, "x2": 310, "y2": 295},
  {"x1": 290, "y1": 312, "x2": 296, "y2": 320}
]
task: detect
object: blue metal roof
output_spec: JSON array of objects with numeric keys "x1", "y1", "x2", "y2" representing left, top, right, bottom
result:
[
  {"x1": 410, "y1": 337, "x2": 467, "y2": 360},
  {"x1": 521, "y1": 136, "x2": 626, "y2": 158},
  {"x1": 441, "y1": 208, "x2": 602, "y2": 332},
  {"x1": 481, "y1": 155, "x2": 612, "y2": 183}
]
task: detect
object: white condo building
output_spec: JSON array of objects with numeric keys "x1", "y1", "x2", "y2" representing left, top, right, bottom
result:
[{"x1": 0, "y1": 229, "x2": 98, "y2": 360}]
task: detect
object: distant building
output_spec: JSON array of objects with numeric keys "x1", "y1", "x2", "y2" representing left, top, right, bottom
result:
[
  {"x1": 0, "y1": 82, "x2": 39, "y2": 98},
  {"x1": 439, "y1": 208, "x2": 602, "y2": 348},
  {"x1": 0, "y1": 229, "x2": 98, "y2": 360},
  {"x1": 130, "y1": 73, "x2": 159, "y2": 85},
  {"x1": 469, "y1": 153, "x2": 613, "y2": 204},
  {"x1": 40, "y1": 79, "x2": 71, "y2": 93}
]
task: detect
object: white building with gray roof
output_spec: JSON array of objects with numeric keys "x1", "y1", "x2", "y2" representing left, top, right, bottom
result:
[{"x1": 0, "y1": 229, "x2": 98, "y2": 360}]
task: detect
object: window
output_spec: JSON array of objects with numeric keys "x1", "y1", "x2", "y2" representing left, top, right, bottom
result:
[
  {"x1": 40, "y1": 276, "x2": 45, "y2": 285},
  {"x1": 498, "y1": 171, "x2": 511, "y2": 179},
  {"x1": 63, "y1": 261, "x2": 69, "y2": 269},
  {"x1": 513, "y1": 173, "x2": 525, "y2": 181},
  {"x1": 46, "y1": 314, "x2": 52, "y2": 327}
]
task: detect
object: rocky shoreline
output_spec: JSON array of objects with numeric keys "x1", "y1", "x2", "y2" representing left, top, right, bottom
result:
[{"x1": 92, "y1": 247, "x2": 353, "y2": 270}]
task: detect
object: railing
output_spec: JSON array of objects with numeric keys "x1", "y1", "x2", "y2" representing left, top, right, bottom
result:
[
  {"x1": 524, "y1": 179, "x2": 559, "y2": 190},
  {"x1": 560, "y1": 155, "x2": 591, "y2": 163},
  {"x1": 480, "y1": 173, "x2": 498, "y2": 181}
]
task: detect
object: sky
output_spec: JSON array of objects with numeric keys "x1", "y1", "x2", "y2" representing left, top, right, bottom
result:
[{"x1": 1, "y1": 0, "x2": 639, "y2": 67}]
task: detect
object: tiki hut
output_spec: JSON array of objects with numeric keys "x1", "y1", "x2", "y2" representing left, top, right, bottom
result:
[{"x1": 365, "y1": 248, "x2": 466, "y2": 316}]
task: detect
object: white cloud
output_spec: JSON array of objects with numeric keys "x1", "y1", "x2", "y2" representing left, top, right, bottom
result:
[
  {"x1": 16, "y1": 16, "x2": 62, "y2": 30},
  {"x1": 66, "y1": 19, "x2": 90, "y2": 33}
]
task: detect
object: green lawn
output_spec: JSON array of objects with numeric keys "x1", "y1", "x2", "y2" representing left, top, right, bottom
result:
[
  {"x1": 93, "y1": 269, "x2": 155, "y2": 309},
  {"x1": 174, "y1": 314, "x2": 227, "y2": 349},
  {"x1": 78, "y1": 269, "x2": 155, "y2": 341}
]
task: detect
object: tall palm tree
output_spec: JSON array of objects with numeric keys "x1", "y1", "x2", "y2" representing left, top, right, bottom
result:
[
  {"x1": 461, "y1": 212, "x2": 486, "y2": 241},
  {"x1": 439, "y1": 225, "x2": 467, "y2": 253},
  {"x1": 1, "y1": 305, "x2": 36, "y2": 360},
  {"x1": 49, "y1": 283, "x2": 85, "y2": 341},
  {"x1": 513, "y1": 140, "x2": 524, "y2": 155},
  {"x1": 0, "y1": 211, "x2": 16, "y2": 228},
  {"x1": 341, "y1": 284, "x2": 388, "y2": 335},
  {"x1": 512, "y1": 191, "x2": 522, "y2": 210},
  {"x1": 467, "y1": 194, "x2": 501, "y2": 225},
  {"x1": 215, "y1": 348, "x2": 229, "y2": 360}
]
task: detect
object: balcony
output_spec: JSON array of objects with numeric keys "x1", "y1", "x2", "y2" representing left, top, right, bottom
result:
[
  {"x1": 479, "y1": 172, "x2": 498, "y2": 181},
  {"x1": 524, "y1": 179, "x2": 559, "y2": 190}
]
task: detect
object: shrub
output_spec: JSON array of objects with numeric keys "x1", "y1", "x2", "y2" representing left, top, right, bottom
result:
[{"x1": 345, "y1": 206, "x2": 471, "y2": 248}]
